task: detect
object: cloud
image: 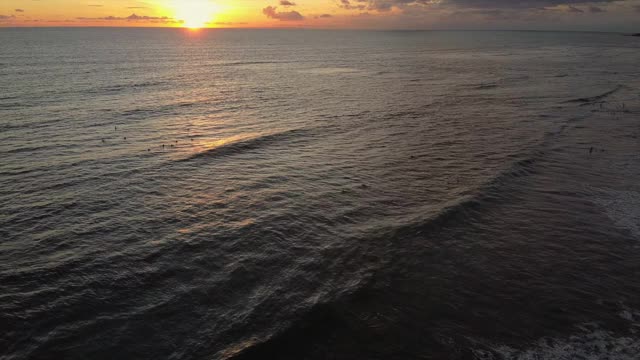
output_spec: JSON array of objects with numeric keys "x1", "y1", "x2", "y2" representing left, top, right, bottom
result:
[
  {"x1": 369, "y1": 2, "x2": 394, "y2": 12},
  {"x1": 0, "y1": 15, "x2": 16, "y2": 20},
  {"x1": 448, "y1": 8, "x2": 512, "y2": 19},
  {"x1": 279, "y1": 0, "x2": 297, "y2": 6},
  {"x1": 339, "y1": 0, "x2": 433, "y2": 12},
  {"x1": 125, "y1": 14, "x2": 169, "y2": 20},
  {"x1": 15, "y1": 9, "x2": 25, "y2": 13},
  {"x1": 339, "y1": 0, "x2": 620, "y2": 13},
  {"x1": 76, "y1": 13, "x2": 182, "y2": 23},
  {"x1": 443, "y1": 0, "x2": 616, "y2": 9},
  {"x1": 262, "y1": 6, "x2": 305, "y2": 21},
  {"x1": 340, "y1": 0, "x2": 367, "y2": 10}
]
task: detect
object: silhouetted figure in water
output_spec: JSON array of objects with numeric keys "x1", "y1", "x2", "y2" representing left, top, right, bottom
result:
[
  {"x1": 162, "y1": 144, "x2": 165, "y2": 149},
  {"x1": 124, "y1": 137, "x2": 127, "y2": 140},
  {"x1": 590, "y1": 147, "x2": 594, "y2": 154},
  {"x1": 101, "y1": 139, "x2": 105, "y2": 143},
  {"x1": 115, "y1": 126, "x2": 117, "y2": 131},
  {"x1": 148, "y1": 149, "x2": 151, "y2": 152}
]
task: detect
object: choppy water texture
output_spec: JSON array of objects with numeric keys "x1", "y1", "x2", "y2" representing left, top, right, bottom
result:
[{"x1": 1, "y1": 29, "x2": 640, "y2": 360}]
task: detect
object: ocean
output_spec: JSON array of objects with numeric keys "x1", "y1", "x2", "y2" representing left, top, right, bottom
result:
[{"x1": 1, "y1": 28, "x2": 639, "y2": 359}]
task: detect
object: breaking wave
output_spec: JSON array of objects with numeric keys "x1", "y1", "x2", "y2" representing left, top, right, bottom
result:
[
  {"x1": 566, "y1": 85, "x2": 624, "y2": 105},
  {"x1": 179, "y1": 128, "x2": 312, "y2": 162},
  {"x1": 473, "y1": 309, "x2": 640, "y2": 360}
]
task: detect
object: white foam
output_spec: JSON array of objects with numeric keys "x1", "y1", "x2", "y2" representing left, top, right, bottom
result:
[
  {"x1": 474, "y1": 327, "x2": 640, "y2": 360},
  {"x1": 591, "y1": 189, "x2": 640, "y2": 239},
  {"x1": 473, "y1": 307, "x2": 640, "y2": 360}
]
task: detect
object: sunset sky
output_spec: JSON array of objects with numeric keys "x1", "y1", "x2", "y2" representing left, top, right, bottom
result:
[{"x1": 1, "y1": 0, "x2": 639, "y2": 31}]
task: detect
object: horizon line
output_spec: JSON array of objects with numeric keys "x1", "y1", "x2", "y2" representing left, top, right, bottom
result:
[{"x1": 0, "y1": 26, "x2": 630, "y2": 34}]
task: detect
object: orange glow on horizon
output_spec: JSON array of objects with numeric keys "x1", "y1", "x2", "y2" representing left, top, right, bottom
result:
[
  {"x1": 0, "y1": 0, "x2": 635, "y2": 31},
  {"x1": 0, "y1": 0, "x2": 333, "y2": 29}
]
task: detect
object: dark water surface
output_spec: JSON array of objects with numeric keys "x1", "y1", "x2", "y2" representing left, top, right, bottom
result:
[{"x1": 1, "y1": 29, "x2": 640, "y2": 359}]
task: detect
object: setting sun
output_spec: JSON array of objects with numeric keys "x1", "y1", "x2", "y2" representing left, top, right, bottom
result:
[{"x1": 173, "y1": 0, "x2": 217, "y2": 28}]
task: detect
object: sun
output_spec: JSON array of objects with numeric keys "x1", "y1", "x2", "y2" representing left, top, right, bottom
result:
[{"x1": 174, "y1": 0, "x2": 216, "y2": 28}]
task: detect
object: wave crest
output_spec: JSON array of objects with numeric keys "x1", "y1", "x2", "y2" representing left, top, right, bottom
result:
[{"x1": 179, "y1": 128, "x2": 311, "y2": 162}]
